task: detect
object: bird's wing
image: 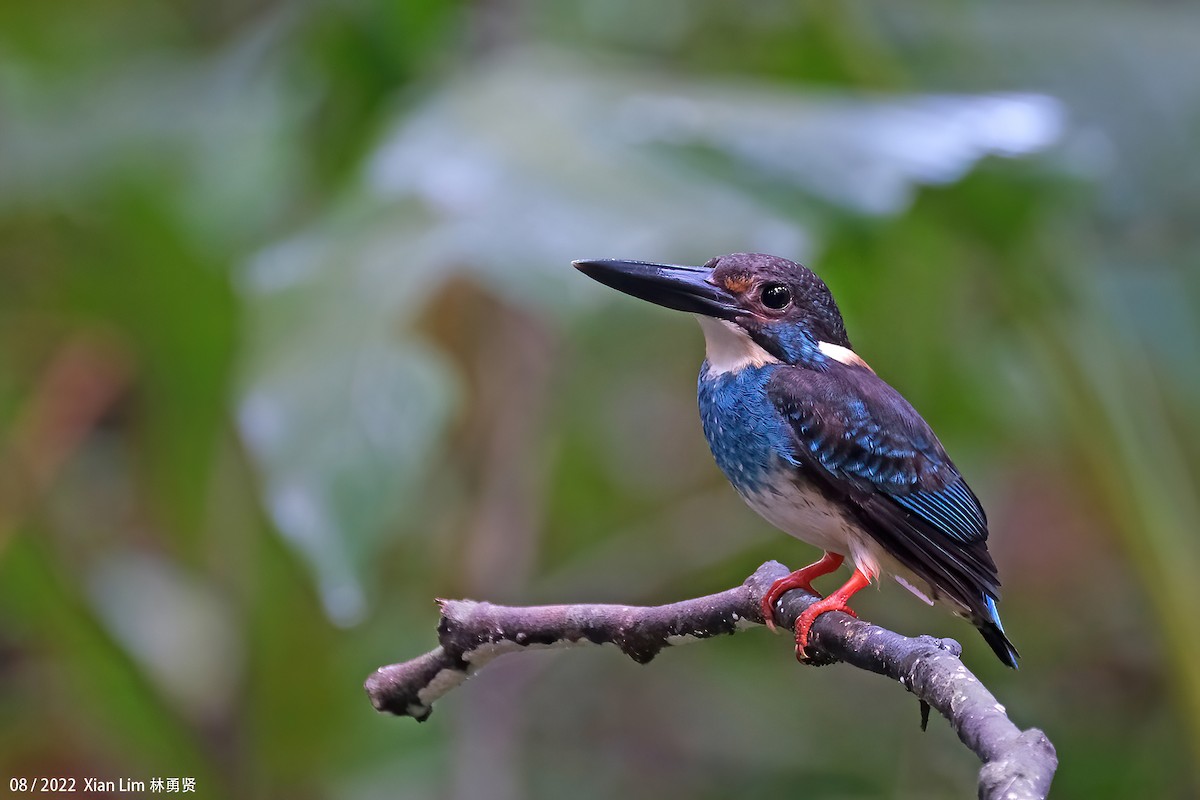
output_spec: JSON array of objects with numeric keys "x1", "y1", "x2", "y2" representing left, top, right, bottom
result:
[{"x1": 767, "y1": 364, "x2": 1001, "y2": 609}]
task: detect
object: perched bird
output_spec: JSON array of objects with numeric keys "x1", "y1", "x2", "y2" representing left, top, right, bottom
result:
[{"x1": 574, "y1": 253, "x2": 1018, "y2": 667}]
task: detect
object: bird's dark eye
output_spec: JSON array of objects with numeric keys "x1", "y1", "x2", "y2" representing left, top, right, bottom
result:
[{"x1": 760, "y1": 283, "x2": 792, "y2": 310}]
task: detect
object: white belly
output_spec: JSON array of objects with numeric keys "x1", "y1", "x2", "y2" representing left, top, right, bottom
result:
[
  {"x1": 740, "y1": 474, "x2": 947, "y2": 608},
  {"x1": 741, "y1": 477, "x2": 863, "y2": 556}
]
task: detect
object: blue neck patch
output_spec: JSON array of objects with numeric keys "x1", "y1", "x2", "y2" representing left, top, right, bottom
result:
[
  {"x1": 697, "y1": 363, "x2": 796, "y2": 494},
  {"x1": 752, "y1": 322, "x2": 828, "y2": 369}
]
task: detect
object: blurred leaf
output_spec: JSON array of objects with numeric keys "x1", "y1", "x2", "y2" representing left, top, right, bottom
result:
[
  {"x1": 0, "y1": 534, "x2": 214, "y2": 787},
  {"x1": 86, "y1": 550, "x2": 241, "y2": 723},
  {"x1": 238, "y1": 48, "x2": 1064, "y2": 625},
  {"x1": 0, "y1": 7, "x2": 310, "y2": 253},
  {"x1": 2, "y1": 1, "x2": 1198, "y2": 796}
]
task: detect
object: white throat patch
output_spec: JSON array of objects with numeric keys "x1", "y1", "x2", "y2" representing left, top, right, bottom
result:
[{"x1": 695, "y1": 317, "x2": 780, "y2": 375}]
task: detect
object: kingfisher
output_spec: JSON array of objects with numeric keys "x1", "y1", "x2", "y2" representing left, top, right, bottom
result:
[{"x1": 573, "y1": 253, "x2": 1018, "y2": 667}]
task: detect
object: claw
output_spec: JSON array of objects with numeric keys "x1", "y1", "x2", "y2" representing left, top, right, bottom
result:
[
  {"x1": 793, "y1": 569, "x2": 871, "y2": 661},
  {"x1": 760, "y1": 552, "x2": 844, "y2": 632},
  {"x1": 760, "y1": 598, "x2": 779, "y2": 635}
]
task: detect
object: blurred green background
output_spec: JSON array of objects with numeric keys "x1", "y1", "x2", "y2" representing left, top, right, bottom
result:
[{"x1": 2, "y1": 1, "x2": 1198, "y2": 798}]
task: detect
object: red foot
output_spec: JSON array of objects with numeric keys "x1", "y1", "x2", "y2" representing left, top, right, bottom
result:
[
  {"x1": 760, "y1": 552, "x2": 844, "y2": 633},
  {"x1": 794, "y1": 569, "x2": 871, "y2": 660}
]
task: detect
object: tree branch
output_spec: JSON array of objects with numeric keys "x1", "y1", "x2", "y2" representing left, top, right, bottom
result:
[{"x1": 365, "y1": 560, "x2": 1057, "y2": 800}]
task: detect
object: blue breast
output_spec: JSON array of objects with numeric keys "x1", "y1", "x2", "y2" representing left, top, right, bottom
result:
[{"x1": 697, "y1": 363, "x2": 796, "y2": 495}]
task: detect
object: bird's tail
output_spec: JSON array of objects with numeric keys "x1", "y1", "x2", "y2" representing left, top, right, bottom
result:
[{"x1": 976, "y1": 594, "x2": 1019, "y2": 669}]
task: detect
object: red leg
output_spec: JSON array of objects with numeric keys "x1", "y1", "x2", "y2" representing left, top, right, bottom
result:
[
  {"x1": 760, "y1": 552, "x2": 844, "y2": 633},
  {"x1": 794, "y1": 569, "x2": 871, "y2": 660}
]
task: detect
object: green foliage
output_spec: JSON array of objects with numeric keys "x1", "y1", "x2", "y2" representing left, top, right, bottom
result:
[{"x1": 1, "y1": 2, "x2": 1197, "y2": 798}]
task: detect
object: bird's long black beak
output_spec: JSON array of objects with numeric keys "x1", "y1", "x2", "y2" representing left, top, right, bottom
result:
[{"x1": 573, "y1": 259, "x2": 740, "y2": 320}]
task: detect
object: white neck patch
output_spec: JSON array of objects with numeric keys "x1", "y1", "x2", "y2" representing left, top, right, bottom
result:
[
  {"x1": 817, "y1": 341, "x2": 874, "y2": 373},
  {"x1": 696, "y1": 317, "x2": 780, "y2": 375}
]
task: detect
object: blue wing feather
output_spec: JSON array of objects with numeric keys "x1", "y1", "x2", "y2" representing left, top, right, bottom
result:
[
  {"x1": 893, "y1": 481, "x2": 988, "y2": 543},
  {"x1": 761, "y1": 346, "x2": 1017, "y2": 666},
  {"x1": 768, "y1": 363, "x2": 1004, "y2": 604},
  {"x1": 772, "y1": 366, "x2": 988, "y2": 544}
]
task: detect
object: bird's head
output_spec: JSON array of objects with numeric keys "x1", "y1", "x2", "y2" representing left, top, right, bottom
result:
[{"x1": 574, "y1": 253, "x2": 862, "y2": 373}]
